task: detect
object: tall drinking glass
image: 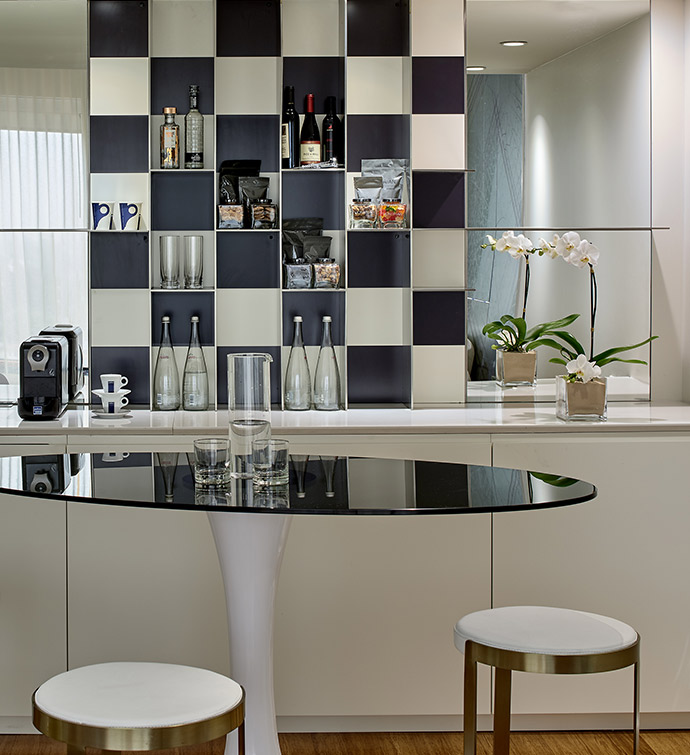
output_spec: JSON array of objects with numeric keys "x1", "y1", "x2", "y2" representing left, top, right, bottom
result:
[
  {"x1": 160, "y1": 235, "x2": 180, "y2": 289},
  {"x1": 227, "y1": 353, "x2": 273, "y2": 478},
  {"x1": 184, "y1": 235, "x2": 203, "y2": 289}
]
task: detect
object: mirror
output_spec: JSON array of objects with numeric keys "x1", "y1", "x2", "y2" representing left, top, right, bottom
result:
[{"x1": 465, "y1": 0, "x2": 652, "y2": 403}]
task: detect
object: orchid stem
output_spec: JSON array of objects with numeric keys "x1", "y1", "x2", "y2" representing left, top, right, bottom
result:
[
  {"x1": 522, "y1": 256, "x2": 530, "y2": 320},
  {"x1": 589, "y1": 265, "x2": 597, "y2": 360}
]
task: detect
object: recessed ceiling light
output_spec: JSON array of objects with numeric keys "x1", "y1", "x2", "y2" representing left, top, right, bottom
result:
[
  {"x1": 500, "y1": 40, "x2": 527, "y2": 47},
  {"x1": 467, "y1": 66, "x2": 486, "y2": 72}
]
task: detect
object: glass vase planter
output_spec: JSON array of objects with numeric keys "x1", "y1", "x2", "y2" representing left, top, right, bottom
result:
[
  {"x1": 496, "y1": 350, "x2": 537, "y2": 387},
  {"x1": 555, "y1": 375, "x2": 608, "y2": 421}
]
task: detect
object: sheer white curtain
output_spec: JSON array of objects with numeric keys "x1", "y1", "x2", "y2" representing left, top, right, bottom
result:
[{"x1": 0, "y1": 67, "x2": 88, "y2": 384}]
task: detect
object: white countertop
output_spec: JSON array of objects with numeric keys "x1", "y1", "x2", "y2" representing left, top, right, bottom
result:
[{"x1": 3, "y1": 402, "x2": 690, "y2": 438}]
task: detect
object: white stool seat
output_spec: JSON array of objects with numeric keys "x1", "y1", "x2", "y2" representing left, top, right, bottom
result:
[
  {"x1": 454, "y1": 605, "x2": 638, "y2": 656},
  {"x1": 34, "y1": 662, "x2": 243, "y2": 728}
]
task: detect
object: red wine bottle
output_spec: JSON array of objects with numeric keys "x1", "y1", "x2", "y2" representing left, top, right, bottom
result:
[
  {"x1": 300, "y1": 93, "x2": 320, "y2": 166},
  {"x1": 281, "y1": 85, "x2": 300, "y2": 169},
  {"x1": 321, "y1": 96, "x2": 342, "y2": 164}
]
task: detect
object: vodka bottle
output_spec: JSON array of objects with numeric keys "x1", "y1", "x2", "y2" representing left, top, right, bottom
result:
[
  {"x1": 284, "y1": 315, "x2": 311, "y2": 410},
  {"x1": 313, "y1": 316, "x2": 341, "y2": 410},
  {"x1": 153, "y1": 316, "x2": 181, "y2": 410},
  {"x1": 184, "y1": 85, "x2": 204, "y2": 169},
  {"x1": 182, "y1": 315, "x2": 209, "y2": 410}
]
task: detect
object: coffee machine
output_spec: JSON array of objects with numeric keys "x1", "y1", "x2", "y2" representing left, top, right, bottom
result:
[
  {"x1": 17, "y1": 334, "x2": 70, "y2": 420},
  {"x1": 21, "y1": 453, "x2": 70, "y2": 494},
  {"x1": 39, "y1": 324, "x2": 84, "y2": 399}
]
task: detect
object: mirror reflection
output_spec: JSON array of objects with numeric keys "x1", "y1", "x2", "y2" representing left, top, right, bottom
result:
[{"x1": 465, "y1": 0, "x2": 652, "y2": 403}]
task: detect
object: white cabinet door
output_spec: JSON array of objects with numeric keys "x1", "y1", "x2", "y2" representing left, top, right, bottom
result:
[
  {"x1": 0, "y1": 446, "x2": 67, "y2": 721},
  {"x1": 492, "y1": 433, "x2": 690, "y2": 717}
]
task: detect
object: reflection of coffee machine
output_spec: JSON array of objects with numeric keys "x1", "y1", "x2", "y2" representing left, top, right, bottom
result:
[
  {"x1": 21, "y1": 454, "x2": 70, "y2": 494},
  {"x1": 40, "y1": 324, "x2": 84, "y2": 399},
  {"x1": 18, "y1": 335, "x2": 70, "y2": 420}
]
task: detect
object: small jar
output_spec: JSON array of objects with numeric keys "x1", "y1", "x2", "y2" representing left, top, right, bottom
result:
[
  {"x1": 251, "y1": 198, "x2": 277, "y2": 229},
  {"x1": 283, "y1": 258, "x2": 313, "y2": 289},
  {"x1": 379, "y1": 200, "x2": 406, "y2": 228},
  {"x1": 218, "y1": 204, "x2": 244, "y2": 229},
  {"x1": 313, "y1": 257, "x2": 340, "y2": 289},
  {"x1": 349, "y1": 199, "x2": 378, "y2": 229}
]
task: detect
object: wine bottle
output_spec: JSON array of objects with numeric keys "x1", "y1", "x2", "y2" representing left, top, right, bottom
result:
[
  {"x1": 313, "y1": 316, "x2": 341, "y2": 410},
  {"x1": 284, "y1": 316, "x2": 312, "y2": 410},
  {"x1": 182, "y1": 315, "x2": 209, "y2": 410},
  {"x1": 184, "y1": 85, "x2": 204, "y2": 169},
  {"x1": 299, "y1": 93, "x2": 320, "y2": 166},
  {"x1": 281, "y1": 85, "x2": 300, "y2": 169},
  {"x1": 153, "y1": 315, "x2": 181, "y2": 410},
  {"x1": 321, "y1": 96, "x2": 342, "y2": 164},
  {"x1": 160, "y1": 107, "x2": 179, "y2": 169}
]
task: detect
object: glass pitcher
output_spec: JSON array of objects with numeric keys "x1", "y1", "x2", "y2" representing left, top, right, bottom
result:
[{"x1": 227, "y1": 353, "x2": 273, "y2": 478}]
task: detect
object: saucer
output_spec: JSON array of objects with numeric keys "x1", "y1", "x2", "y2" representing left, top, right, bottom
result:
[
  {"x1": 91, "y1": 409, "x2": 132, "y2": 419},
  {"x1": 92, "y1": 388, "x2": 131, "y2": 397}
]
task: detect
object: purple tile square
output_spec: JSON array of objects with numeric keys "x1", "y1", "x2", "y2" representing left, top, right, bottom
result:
[
  {"x1": 413, "y1": 290, "x2": 465, "y2": 346},
  {"x1": 412, "y1": 171, "x2": 465, "y2": 228},
  {"x1": 412, "y1": 57, "x2": 464, "y2": 114},
  {"x1": 346, "y1": 346, "x2": 411, "y2": 405}
]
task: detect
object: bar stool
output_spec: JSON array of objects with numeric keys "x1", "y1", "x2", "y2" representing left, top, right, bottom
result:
[
  {"x1": 454, "y1": 606, "x2": 639, "y2": 755},
  {"x1": 33, "y1": 661, "x2": 245, "y2": 754}
]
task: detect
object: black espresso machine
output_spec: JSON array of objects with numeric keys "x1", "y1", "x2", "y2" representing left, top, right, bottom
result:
[{"x1": 17, "y1": 334, "x2": 70, "y2": 420}]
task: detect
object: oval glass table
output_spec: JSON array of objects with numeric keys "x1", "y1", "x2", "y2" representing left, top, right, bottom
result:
[{"x1": 0, "y1": 450, "x2": 596, "y2": 755}]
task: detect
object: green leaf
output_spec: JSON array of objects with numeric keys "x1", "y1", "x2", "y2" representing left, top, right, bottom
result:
[
  {"x1": 550, "y1": 330, "x2": 585, "y2": 357},
  {"x1": 592, "y1": 335, "x2": 658, "y2": 365},
  {"x1": 526, "y1": 313, "x2": 580, "y2": 340},
  {"x1": 524, "y1": 337, "x2": 566, "y2": 351},
  {"x1": 549, "y1": 357, "x2": 568, "y2": 366}
]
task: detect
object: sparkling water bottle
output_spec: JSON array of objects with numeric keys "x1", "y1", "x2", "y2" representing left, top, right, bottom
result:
[
  {"x1": 284, "y1": 315, "x2": 311, "y2": 410},
  {"x1": 153, "y1": 315, "x2": 180, "y2": 410},
  {"x1": 183, "y1": 315, "x2": 209, "y2": 410},
  {"x1": 313, "y1": 316, "x2": 340, "y2": 411}
]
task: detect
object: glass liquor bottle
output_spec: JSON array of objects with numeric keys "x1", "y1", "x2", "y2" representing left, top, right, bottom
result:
[
  {"x1": 313, "y1": 316, "x2": 341, "y2": 410},
  {"x1": 284, "y1": 316, "x2": 311, "y2": 410},
  {"x1": 182, "y1": 315, "x2": 209, "y2": 410},
  {"x1": 160, "y1": 107, "x2": 180, "y2": 169},
  {"x1": 153, "y1": 315, "x2": 181, "y2": 410},
  {"x1": 184, "y1": 85, "x2": 204, "y2": 169},
  {"x1": 281, "y1": 85, "x2": 300, "y2": 169}
]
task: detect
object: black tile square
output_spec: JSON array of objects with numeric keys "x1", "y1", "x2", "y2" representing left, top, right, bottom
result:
[
  {"x1": 282, "y1": 292, "x2": 345, "y2": 346},
  {"x1": 282, "y1": 172, "x2": 345, "y2": 231},
  {"x1": 89, "y1": 347, "x2": 150, "y2": 405},
  {"x1": 91, "y1": 233, "x2": 149, "y2": 288},
  {"x1": 413, "y1": 291, "x2": 465, "y2": 345},
  {"x1": 216, "y1": 115, "x2": 280, "y2": 173},
  {"x1": 216, "y1": 0, "x2": 280, "y2": 56},
  {"x1": 217, "y1": 232, "x2": 280, "y2": 288},
  {"x1": 346, "y1": 346, "x2": 411, "y2": 405},
  {"x1": 151, "y1": 292, "x2": 215, "y2": 346},
  {"x1": 412, "y1": 57, "x2": 464, "y2": 114},
  {"x1": 414, "y1": 462, "x2": 469, "y2": 508},
  {"x1": 412, "y1": 171, "x2": 465, "y2": 228},
  {"x1": 347, "y1": 231, "x2": 410, "y2": 287},
  {"x1": 151, "y1": 58, "x2": 214, "y2": 115},
  {"x1": 347, "y1": 0, "x2": 409, "y2": 56},
  {"x1": 216, "y1": 346, "x2": 282, "y2": 405},
  {"x1": 282, "y1": 58, "x2": 345, "y2": 115},
  {"x1": 90, "y1": 116, "x2": 148, "y2": 174},
  {"x1": 346, "y1": 115, "x2": 410, "y2": 172},
  {"x1": 151, "y1": 173, "x2": 215, "y2": 231},
  {"x1": 90, "y1": 0, "x2": 148, "y2": 58}
]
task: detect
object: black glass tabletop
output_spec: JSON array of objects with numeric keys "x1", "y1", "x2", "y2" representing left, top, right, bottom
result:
[{"x1": 0, "y1": 450, "x2": 596, "y2": 515}]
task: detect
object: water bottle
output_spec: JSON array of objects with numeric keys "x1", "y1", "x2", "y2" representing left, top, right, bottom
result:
[
  {"x1": 153, "y1": 315, "x2": 180, "y2": 410},
  {"x1": 313, "y1": 316, "x2": 341, "y2": 410},
  {"x1": 284, "y1": 315, "x2": 311, "y2": 410},
  {"x1": 183, "y1": 315, "x2": 209, "y2": 410}
]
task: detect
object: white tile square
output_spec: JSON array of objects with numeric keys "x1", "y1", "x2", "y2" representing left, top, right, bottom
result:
[
  {"x1": 347, "y1": 57, "x2": 404, "y2": 115},
  {"x1": 412, "y1": 230, "x2": 466, "y2": 288},
  {"x1": 90, "y1": 58, "x2": 149, "y2": 116},
  {"x1": 412, "y1": 115, "x2": 465, "y2": 170},
  {"x1": 91, "y1": 174, "x2": 150, "y2": 230},
  {"x1": 346, "y1": 288, "x2": 410, "y2": 346},
  {"x1": 91, "y1": 290, "x2": 150, "y2": 347},
  {"x1": 412, "y1": 345, "x2": 466, "y2": 403},
  {"x1": 151, "y1": 0, "x2": 215, "y2": 57},
  {"x1": 282, "y1": 0, "x2": 342, "y2": 56},
  {"x1": 216, "y1": 289, "x2": 281, "y2": 345},
  {"x1": 216, "y1": 58, "x2": 279, "y2": 114},
  {"x1": 412, "y1": 0, "x2": 465, "y2": 57}
]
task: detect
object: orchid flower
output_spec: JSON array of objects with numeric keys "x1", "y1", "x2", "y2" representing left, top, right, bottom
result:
[{"x1": 566, "y1": 354, "x2": 602, "y2": 383}]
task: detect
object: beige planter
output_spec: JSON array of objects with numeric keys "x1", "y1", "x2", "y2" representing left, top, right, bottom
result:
[
  {"x1": 555, "y1": 375, "x2": 608, "y2": 421},
  {"x1": 495, "y1": 350, "x2": 537, "y2": 387}
]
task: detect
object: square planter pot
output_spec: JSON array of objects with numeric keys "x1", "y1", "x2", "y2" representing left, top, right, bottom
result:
[
  {"x1": 555, "y1": 375, "x2": 607, "y2": 421},
  {"x1": 495, "y1": 350, "x2": 537, "y2": 387}
]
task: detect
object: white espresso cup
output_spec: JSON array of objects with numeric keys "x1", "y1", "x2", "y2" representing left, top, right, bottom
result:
[
  {"x1": 102, "y1": 452, "x2": 130, "y2": 463},
  {"x1": 97, "y1": 392, "x2": 129, "y2": 414},
  {"x1": 100, "y1": 374, "x2": 128, "y2": 393}
]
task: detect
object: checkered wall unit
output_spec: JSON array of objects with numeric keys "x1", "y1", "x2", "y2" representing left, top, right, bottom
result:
[{"x1": 88, "y1": 0, "x2": 466, "y2": 408}]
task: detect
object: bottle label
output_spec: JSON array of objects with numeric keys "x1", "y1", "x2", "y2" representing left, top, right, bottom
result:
[
  {"x1": 300, "y1": 142, "x2": 320, "y2": 164},
  {"x1": 162, "y1": 126, "x2": 177, "y2": 148},
  {"x1": 185, "y1": 151, "x2": 203, "y2": 164},
  {"x1": 281, "y1": 124, "x2": 290, "y2": 159}
]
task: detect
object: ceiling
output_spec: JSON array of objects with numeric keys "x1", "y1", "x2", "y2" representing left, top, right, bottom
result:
[
  {"x1": 0, "y1": 0, "x2": 86, "y2": 69},
  {"x1": 467, "y1": 0, "x2": 649, "y2": 74}
]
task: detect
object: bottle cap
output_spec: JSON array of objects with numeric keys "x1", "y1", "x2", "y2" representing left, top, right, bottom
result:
[
  {"x1": 293, "y1": 316, "x2": 303, "y2": 322},
  {"x1": 191, "y1": 315, "x2": 199, "y2": 322},
  {"x1": 163, "y1": 107, "x2": 177, "y2": 114},
  {"x1": 323, "y1": 316, "x2": 332, "y2": 322},
  {"x1": 162, "y1": 315, "x2": 171, "y2": 322}
]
